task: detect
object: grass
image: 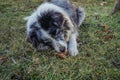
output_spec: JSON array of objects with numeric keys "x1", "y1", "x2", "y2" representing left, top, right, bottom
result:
[{"x1": 0, "y1": 0, "x2": 120, "y2": 80}]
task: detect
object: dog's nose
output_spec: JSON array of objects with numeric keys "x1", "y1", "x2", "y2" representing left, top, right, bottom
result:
[{"x1": 60, "y1": 46, "x2": 66, "y2": 52}]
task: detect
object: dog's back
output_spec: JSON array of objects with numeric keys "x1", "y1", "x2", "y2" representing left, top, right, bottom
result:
[{"x1": 46, "y1": 0, "x2": 74, "y2": 13}]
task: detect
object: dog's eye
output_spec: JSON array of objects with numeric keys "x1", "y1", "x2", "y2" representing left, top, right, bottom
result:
[{"x1": 48, "y1": 28, "x2": 59, "y2": 37}]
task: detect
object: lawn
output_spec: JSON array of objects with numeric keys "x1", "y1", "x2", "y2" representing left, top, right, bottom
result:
[{"x1": 0, "y1": 0, "x2": 120, "y2": 80}]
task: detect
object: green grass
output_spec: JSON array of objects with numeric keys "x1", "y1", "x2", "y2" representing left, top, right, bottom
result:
[{"x1": 0, "y1": 0, "x2": 120, "y2": 80}]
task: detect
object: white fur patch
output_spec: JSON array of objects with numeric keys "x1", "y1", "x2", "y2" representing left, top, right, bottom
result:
[{"x1": 25, "y1": 12, "x2": 38, "y2": 34}]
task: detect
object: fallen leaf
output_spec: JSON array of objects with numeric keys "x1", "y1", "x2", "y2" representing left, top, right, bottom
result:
[
  {"x1": 96, "y1": 24, "x2": 112, "y2": 33},
  {"x1": 100, "y1": 2, "x2": 107, "y2": 6},
  {"x1": 117, "y1": 47, "x2": 120, "y2": 51},
  {"x1": 55, "y1": 50, "x2": 68, "y2": 59},
  {"x1": 104, "y1": 35, "x2": 115, "y2": 41},
  {"x1": 96, "y1": 30, "x2": 102, "y2": 34},
  {"x1": 56, "y1": 53, "x2": 67, "y2": 59},
  {"x1": 103, "y1": 41, "x2": 108, "y2": 44},
  {"x1": 103, "y1": 25, "x2": 111, "y2": 33},
  {"x1": 0, "y1": 56, "x2": 7, "y2": 65}
]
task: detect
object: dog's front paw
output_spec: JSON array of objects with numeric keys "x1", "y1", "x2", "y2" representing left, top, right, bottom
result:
[{"x1": 68, "y1": 47, "x2": 79, "y2": 56}]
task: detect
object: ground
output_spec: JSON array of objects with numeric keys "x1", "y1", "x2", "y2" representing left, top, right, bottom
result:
[{"x1": 0, "y1": 0, "x2": 120, "y2": 80}]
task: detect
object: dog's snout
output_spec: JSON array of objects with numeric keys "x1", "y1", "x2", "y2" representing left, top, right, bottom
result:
[{"x1": 60, "y1": 46, "x2": 66, "y2": 52}]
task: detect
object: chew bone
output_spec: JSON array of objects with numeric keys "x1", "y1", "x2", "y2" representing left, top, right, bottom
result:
[{"x1": 55, "y1": 50, "x2": 68, "y2": 59}]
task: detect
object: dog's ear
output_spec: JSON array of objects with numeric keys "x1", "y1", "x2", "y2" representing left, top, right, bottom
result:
[{"x1": 76, "y1": 7, "x2": 85, "y2": 27}]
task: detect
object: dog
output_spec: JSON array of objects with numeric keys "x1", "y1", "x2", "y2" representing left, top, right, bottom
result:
[{"x1": 24, "y1": 0, "x2": 85, "y2": 56}]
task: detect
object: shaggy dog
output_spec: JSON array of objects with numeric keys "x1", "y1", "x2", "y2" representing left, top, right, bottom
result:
[{"x1": 24, "y1": 0, "x2": 85, "y2": 56}]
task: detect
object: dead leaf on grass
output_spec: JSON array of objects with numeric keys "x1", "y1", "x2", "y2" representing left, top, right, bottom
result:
[
  {"x1": 96, "y1": 30, "x2": 102, "y2": 34},
  {"x1": 104, "y1": 35, "x2": 115, "y2": 41},
  {"x1": 56, "y1": 53, "x2": 67, "y2": 59},
  {"x1": 0, "y1": 56, "x2": 7, "y2": 65},
  {"x1": 103, "y1": 25, "x2": 111, "y2": 33},
  {"x1": 100, "y1": 2, "x2": 107, "y2": 6},
  {"x1": 117, "y1": 47, "x2": 120, "y2": 51},
  {"x1": 96, "y1": 24, "x2": 112, "y2": 33},
  {"x1": 55, "y1": 50, "x2": 68, "y2": 59}
]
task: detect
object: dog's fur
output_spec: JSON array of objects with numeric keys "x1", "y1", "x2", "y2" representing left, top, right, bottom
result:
[{"x1": 24, "y1": 0, "x2": 85, "y2": 56}]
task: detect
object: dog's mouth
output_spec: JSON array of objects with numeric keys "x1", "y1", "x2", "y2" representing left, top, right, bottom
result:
[
  {"x1": 54, "y1": 39, "x2": 67, "y2": 52},
  {"x1": 36, "y1": 41, "x2": 67, "y2": 52}
]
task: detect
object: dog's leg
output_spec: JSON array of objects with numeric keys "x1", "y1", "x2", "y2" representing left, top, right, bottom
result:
[
  {"x1": 67, "y1": 6, "x2": 85, "y2": 56},
  {"x1": 68, "y1": 32, "x2": 78, "y2": 56}
]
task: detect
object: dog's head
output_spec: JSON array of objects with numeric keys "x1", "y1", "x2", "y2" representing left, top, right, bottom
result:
[{"x1": 25, "y1": 3, "x2": 74, "y2": 52}]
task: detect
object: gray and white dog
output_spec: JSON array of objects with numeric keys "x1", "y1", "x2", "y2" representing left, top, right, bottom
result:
[{"x1": 25, "y1": 0, "x2": 85, "y2": 56}]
